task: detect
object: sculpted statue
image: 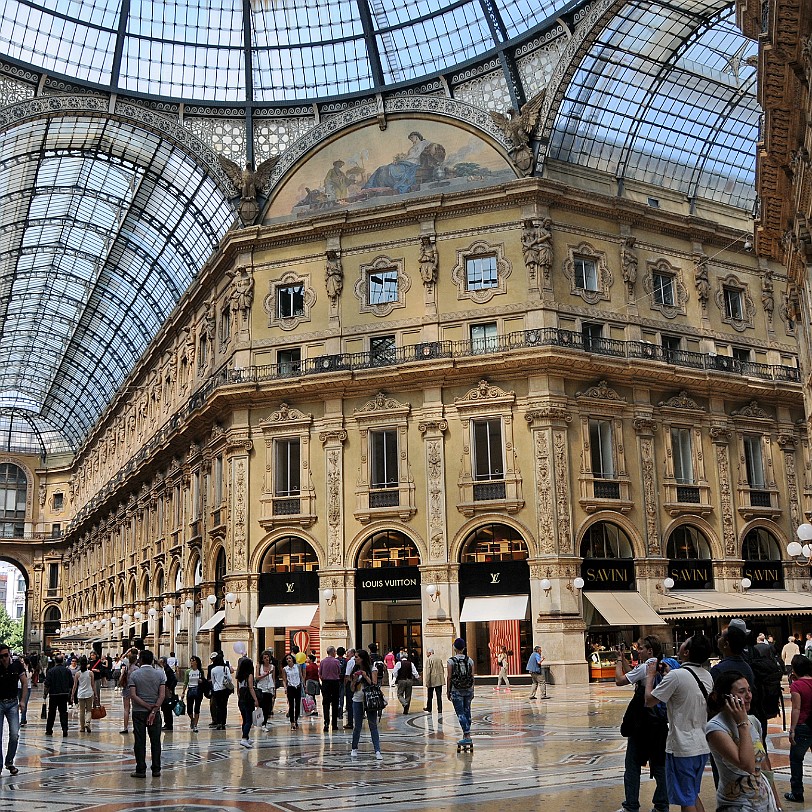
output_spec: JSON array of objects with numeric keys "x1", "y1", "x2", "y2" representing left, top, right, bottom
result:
[
  {"x1": 325, "y1": 250, "x2": 343, "y2": 301},
  {"x1": 621, "y1": 236, "x2": 638, "y2": 292},
  {"x1": 229, "y1": 267, "x2": 255, "y2": 319},
  {"x1": 218, "y1": 155, "x2": 280, "y2": 226},
  {"x1": 418, "y1": 235, "x2": 438, "y2": 285},
  {"x1": 489, "y1": 90, "x2": 546, "y2": 175},
  {"x1": 204, "y1": 298, "x2": 216, "y2": 341},
  {"x1": 694, "y1": 254, "x2": 710, "y2": 305},
  {"x1": 761, "y1": 269, "x2": 774, "y2": 319}
]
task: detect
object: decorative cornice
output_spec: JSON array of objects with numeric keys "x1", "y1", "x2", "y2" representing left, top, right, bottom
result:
[
  {"x1": 731, "y1": 401, "x2": 771, "y2": 420},
  {"x1": 658, "y1": 391, "x2": 703, "y2": 411},
  {"x1": 575, "y1": 380, "x2": 624, "y2": 402}
]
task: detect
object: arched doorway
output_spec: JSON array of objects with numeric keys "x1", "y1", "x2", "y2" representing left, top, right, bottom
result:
[
  {"x1": 666, "y1": 524, "x2": 714, "y2": 645},
  {"x1": 43, "y1": 604, "x2": 60, "y2": 652},
  {"x1": 256, "y1": 537, "x2": 320, "y2": 661},
  {"x1": 355, "y1": 530, "x2": 422, "y2": 659},
  {"x1": 458, "y1": 523, "x2": 530, "y2": 679},
  {"x1": 742, "y1": 527, "x2": 783, "y2": 589}
]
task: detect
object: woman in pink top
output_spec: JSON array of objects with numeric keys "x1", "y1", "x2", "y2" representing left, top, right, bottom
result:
[{"x1": 384, "y1": 651, "x2": 396, "y2": 687}]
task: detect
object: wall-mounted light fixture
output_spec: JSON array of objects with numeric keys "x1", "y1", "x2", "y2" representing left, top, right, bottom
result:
[
  {"x1": 224, "y1": 592, "x2": 240, "y2": 608},
  {"x1": 322, "y1": 588, "x2": 336, "y2": 606},
  {"x1": 425, "y1": 584, "x2": 439, "y2": 602}
]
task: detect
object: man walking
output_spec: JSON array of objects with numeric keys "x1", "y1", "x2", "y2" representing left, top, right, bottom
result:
[
  {"x1": 646, "y1": 634, "x2": 714, "y2": 812},
  {"x1": 128, "y1": 650, "x2": 166, "y2": 778},
  {"x1": 0, "y1": 643, "x2": 26, "y2": 775},
  {"x1": 44, "y1": 653, "x2": 73, "y2": 737},
  {"x1": 527, "y1": 645, "x2": 547, "y2": 700},
  {"x1": 783, "y1": 636, "x2": 801, "y2": 677},
  {"x1": 447, "y1": 637, "x2": 475, "y2": 746},
  {"x1": 423, "y1": 649, "x2": 445, "y2": 713},
  {"x1": 318, "y1": 646, "x2": 341, "y2": 731},
  {"x1": 343, "y1": 648, "x2": 356, "y2": 729}
]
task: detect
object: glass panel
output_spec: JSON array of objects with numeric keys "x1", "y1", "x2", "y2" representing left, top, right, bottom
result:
[
  {"x1": 275, "y1": 438, "x2": 301, "y2": 496},
  {"x1": 471, "y1": 322, "x2": 498, "y2": 354},
  {"x1": 589, "y1": 419, "x2": 614, "y2": 479},
  {"x1": 465, "y1": 256, "x2": 498, "y2": 290},
  {"x1": 574, "y1": 258, "x2": 598, "y2": 291},
  {"x1": 277, "y1": 284, "x2": 304, "y2": 318},
  {"x1": 671, "y1": 427, "x2": 694, "y2": 484},
  {"x1": 473, "y1": 418, "x2": 503, "y2": 480},
  {"x1": 653, "y1": 273, "x2": 675, "y2": 306},
  {"x1": 744, "y1": 436, "x2": 764, "y2": 488},
  {"x1": 371, "y1": 429, "x2": 398, "y2": 488},
  {"x1": 368, "y1": 269, "x2": 398, "y2": 305}
]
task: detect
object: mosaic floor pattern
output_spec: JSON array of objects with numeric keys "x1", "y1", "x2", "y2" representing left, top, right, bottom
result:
[{"x1": 0, "y1": 681, "x2": 809, "y2": 811}]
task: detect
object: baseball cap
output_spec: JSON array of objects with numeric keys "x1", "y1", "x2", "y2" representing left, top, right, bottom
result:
[
  {"x1": 728, "y1": 618, "x2": 751, "y2": 635},
  {"x1": 453, "y1": 637, "x2": 466, "y2": 651}
]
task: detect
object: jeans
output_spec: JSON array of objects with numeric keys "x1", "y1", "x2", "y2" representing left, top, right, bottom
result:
[
  {"x1": 496, "y1": 667, "x2": 510, "y2": 688},
  {"x1": 396, "y1": 678, "x2": 413, "y2": 710},
  {"x1": 425, "y1": 685, "x2": 442, "y2": 712},
  {"x1": 790, "y1": 721, "x2": 812, "y2": 797},
  {"x1": 17, "y1": 685, "x2": 31, "y2": 723},
  {"x1": 322, "y1": 680, "x2": 340, "y2": 727},
  {"x1": 238, "y1": 699, "x2": 254, "y2": 739},
  {"x1": 622, "y1": 735, "x2": 668, "y2": 812},
  {"x1": 351, "y1": 700, "x2": 380, "y2": 752},
  {"x1": 46, "y1": 695, "x2": 69, "y2": 734},
  {"x1": 450, "y1": 690, "x2": 473, "y2": 736},
  {"x1": 529, "y1": 672, "x2": 547, "y2": 698},
  {"x1": 0, "y1": 699, "x2": 20, "y2": 766},
  {"x1": 132, "y1": 711, "x2": 162, "y2": 774},
  {"x1": 338, "y1": 682, "x2": 346, "y2": 717}
]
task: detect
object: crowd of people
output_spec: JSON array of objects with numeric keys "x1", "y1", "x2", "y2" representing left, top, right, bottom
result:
[{"x1": 614, "y1": 618, "x2": 812, "y2": 812}]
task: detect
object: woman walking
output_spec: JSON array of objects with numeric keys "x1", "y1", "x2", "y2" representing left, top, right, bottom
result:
[
  {"x1": 209, "y1": 653, "x2": 233, "y2": 730},
  {"x1": 71, "y1": 656, "x2": 95, "y2": 733},
  {"x1": 495, "y1": 645, "x2": 511, "y2": 692},
  {"x1": 786, "y1": 653, "x2": 812, "y2": 803},
  {"x1": 706, "y1": 670, "x2": 779, "y2": 811},
  {"x1": 350, "y1": 649, "x2": 382, "y2": 759},
  {"x1": 236, "y1": 658, "x2": 260, "y2": 748},
  {"x1": 181, "y1": 656, "x2": 204, "y2": 733},
  {"x1": 305, "y1": 653, "x2": 321, "y2": 717},
  {"x1": 282, "y1": 653, "x2": 302, "y2": 730},
  {"x1": 256, "y1": 651, "x2": 276, "y2": 728}
]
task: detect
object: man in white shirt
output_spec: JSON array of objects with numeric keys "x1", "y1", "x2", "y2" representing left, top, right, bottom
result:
[{"x1": 646, "y1": 634, "x2": 714, "y2": 812}]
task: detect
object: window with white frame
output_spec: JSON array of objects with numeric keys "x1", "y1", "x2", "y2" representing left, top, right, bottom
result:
[
  {"x1": 368, "y1": 269, "x2": 398, "y2": 305},
  {"x1": 743, "y1": 436, "x2": 765, "y2": 489},
  {"x1": 277, "y1": 347, "x2": 301, "y2": 376},
  {"x1": 671, "y1": 427, "x2": 694, "y2": 484},
  {"x1": 723, "y1": 287, "x2": 744, "y2": 321},
  {"x1": 652, "y1": 271, "x2": 675, "y2": 306},
  {"x1": 471, "y1": 322, "x2": 498, "y2": 354},
  {"x1": 274, "y1": 438, "x2": 301, "y2": 496},
  {"x1": 370, "y1": 429, "x2": 398, "y2": 489},
  {"x1": 575, "y1": 257, "x2": 599, "y2": 292},
  {"x1": 465, "y1": 255, "x2": 498, "y2": 290},
  {"x1": 589, "y1": 419, "x2": 614, "y2": 479},
  {"x1": 277, "y1": 284, "x2": 304, "y2": 319},
  {"x1": 472, "y1": 418, "x2": 504, "y2": 481}
]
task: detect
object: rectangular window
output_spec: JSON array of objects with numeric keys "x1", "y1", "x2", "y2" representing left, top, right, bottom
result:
[
  {"x1": 274, "y1": 438, "x2": 301, "y2": 496},
  {"x1": 48, "y1": 562, "x2": 59, "y2": 590},
  {"x1": 732, "y1": 347, "x2": 751, "y2": 363},
  {"x1": 370, "y1": 335, "x2": 397, "y2": 366},
  {"x1": 465, "y1": 255, "x2": 498, "y2": 290},
  {"x1": 368, "y1": 269, "x2": 398, "y2": 305},
  {"x1": 370, "y1": 430, "x2": 398, "y2": 488},
  {"x1": 173, "y1": 485, "x2": 181, "y2": 527},
  {"x1": 277, "y1": 348, "x2": 301, "y2": 376},
  {"x1": 652, "y1": 272, "x2": 675, "y2": 306},
  {"x1": 671, "y1": 427, "x2": 694, "y2": 484},
  {"x1": 51, "y1": 523, "x2": 61, "y2": 538},
  {"x1": 214, "y1": 454, "x2": 223, "y2": 505},
  {"x1": 198, "y1": 333, "x2": 208, "y2": 368},
  {"x1": 53, "y1": 492, "x2": 64, "y2": 511},
  {"x1": 192, "y1": 471, "x2": 200, "y2": 520},
  {"x1": 471, "y1": 322, "x2": 498, "y2": 354},
  {"x1": 574, "y1": 257, "x2": 599, "y2": 291},
  {"x1": 744, "y1": 436, "x2": 765, "y2": 488},
  {"x1": 15, "y1": 605, "x2": 22, "y2": 619},
  {"x1": 472, "y1": 419, "x2": 504, "y2": 480},
  {"x1": 582, "y1": 322, "x2": 603, "y2": 352},
  {"x1": 277, "y1": 284, "x2": 304, "y2": 318},
  {"x1": 724, "y1": 287, "x2": 743, "y2": 320},
  {"x1": 589, "y1": 419, "x2": 614, "y2": 479}
]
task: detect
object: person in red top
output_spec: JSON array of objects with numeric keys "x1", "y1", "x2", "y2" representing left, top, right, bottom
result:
[
  {"x1": 384, "y1": 650, "x2": 396, "y2": 687},
  {"x1": 786, "y1": 654, "x2": 812, "y2": 803},
  {"x1": 304, "y1": 654, "x2": 320, "y2": 717}
]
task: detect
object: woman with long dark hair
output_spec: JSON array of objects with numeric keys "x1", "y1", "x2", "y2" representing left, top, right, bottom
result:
[
  {"x1": 705, "y1": 670, "x2": 779, "y2": 811},
  {"x1": 281, "y1": 653, "x2": 302, "y2": 731},
  {"x1": 235, "y1": 658, "x2": 259, "y2": 748},
  {"x1": 181, "y1": 655, "x2": 204, "y2": 733},
  {"x1": 786, "y1": 653, "x2": 812, "y2": 803},
  {"x1": 208, "y1": 652, "x2": 232, "y2": 730},
  {"x1": 70, "y1": 655, "x2": 95, "y2": 734},
  {"x1": 256, "y1": 650, "x2": 276, "y2": 727},
  {"x1": 350, "y1": 649, "x2": 382, "y2": 760}
]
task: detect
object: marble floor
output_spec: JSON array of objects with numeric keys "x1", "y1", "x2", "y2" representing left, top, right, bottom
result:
[{"x1": 1, "y1": 681, "x2": 808, "y2": 811}]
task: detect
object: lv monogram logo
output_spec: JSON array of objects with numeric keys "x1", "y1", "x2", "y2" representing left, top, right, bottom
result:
[
  {"x1": 490, "y1": 573, "x2": 501, "y2": 584},
  {"x1": 285, "y1": 582, "x2": 295, "y2": 593}
]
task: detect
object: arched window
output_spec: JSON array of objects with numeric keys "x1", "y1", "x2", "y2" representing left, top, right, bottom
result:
[
  {"x1": 742, "y1": 527, "x2": 781, "y2": 561},
  {"x1": 154, "y1": 569, "x2": 164, "y2": 597},
  {"x1": 357, "y1": 530, "x2": 419, "y2": 568},
  {"x1": 214, "y1": 548, "x2": 227, "y2": 587},
  {"x1": 0, "y1": 464, "x2": 26, "y2": 538},
  {"x1": 260, "y1": 536, "x2": 319, "y2": 572},
  {"x1": 43, "y1": 605, "x2": 61, "y2": 636},
  {"x1": 193, "y1": 558, "x2": 203, "y2": 586},
  {"x1": 580, "y1": 522, "x2": 633, "y2": 559},
  {"x1": 460, "y1": 523, "x2": 527, "y2": 562},
  {"x1": 666, "y1": 526, "x2": 712, "y2": 560}
]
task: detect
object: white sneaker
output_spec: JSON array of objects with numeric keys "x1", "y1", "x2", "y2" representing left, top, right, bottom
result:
[
  {"x1": 375, "y1": 751, "x2": 382, "y2": 760},
  {"x1": 350, "y1": 749, "x2": 358, "y2": 757},
  {"x1": 239, "y1": 738, "x2": 252, "y2": 748}
]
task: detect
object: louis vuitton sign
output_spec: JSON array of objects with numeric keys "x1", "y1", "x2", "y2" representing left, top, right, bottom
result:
[
  {"x1": 580, "y1": 559, "x2": 635, "y2": 591},
  {"x1": 459, "y1": 560, "x2": 531, "y2": 599},
  {"x1": 355, "y1": 567, "x2": 421, "y2": 600},
  {"x1": 259, "y1": 571, "x2": 320, "y2": 605}
]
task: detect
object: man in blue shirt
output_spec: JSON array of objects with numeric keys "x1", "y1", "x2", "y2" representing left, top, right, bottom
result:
[{"x1": 526, "y1": 645, "x2": 547, "y2": 700}]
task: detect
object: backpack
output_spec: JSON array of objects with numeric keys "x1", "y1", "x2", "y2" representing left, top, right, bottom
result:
[
  {"x1": 374, "y1": 658, "x2": 389, "y2": 685},
  {"x1": 751, "y1": 645, "x2": 784, "y2": 718},
  {"x1": 450, "y1": 656, "x2": 474, "y2": 690}
]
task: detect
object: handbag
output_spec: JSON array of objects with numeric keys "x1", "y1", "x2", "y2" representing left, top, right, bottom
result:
[
  {"x1": 252, "y1": 707, "x2": 264, "y2": 728},
  {"x1": 302, "y1": 695, "x2": 316, "y2": 714},
  {"x1": 306, "y1": 678, "x2": 321, "y2": 696},
  {"x1": 173, "y1": 698, "x2": 186, "y2": 716},
  {"x1": 90, "y1": 704, "x2": 107, "y2": 720},
  {"x1": 221, "y1": 668, "x2": 235, "y2": 695},
  {"x1": 363, "y1": 684, "x2": 388, "y2": 712},
  {"x1": 40, "y1": 702, "x2": 47, "y2": 720}
]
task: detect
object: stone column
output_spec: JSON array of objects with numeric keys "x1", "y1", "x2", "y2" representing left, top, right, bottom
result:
[
  {"x1": 419, "y1": 419, "x2": 448, "y2": 562},
  {"x1": 710, "y1": 426, "x2": 739, "y2": 582},
  {"x1": 319, "y1": 570, "x2": 352, "y2": 654},
  {"x1": 633, "y1": 417, "x2": 662, "y2": 557}
]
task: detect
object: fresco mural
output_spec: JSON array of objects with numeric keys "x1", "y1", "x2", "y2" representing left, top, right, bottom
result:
[{"x1": 265, "y1": 118, "x2": 515, "y2": 220}]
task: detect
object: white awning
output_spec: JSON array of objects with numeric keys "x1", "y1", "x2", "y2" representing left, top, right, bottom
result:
[
  {"x1": 460, "y1": 595, "x2": 528, "y2": 623},
  {"x1": 254, "y1": 604, "x2": 319, "y2": 628},
  {"x1": 659, "y1": 590, "x2": 812, "y2": 619},
  {"x1": 584, "y1": 591, "x2": 667, "y2": 626},
  {"x1": 198, "y1": 610, "x2": 225, "y2": 632}
]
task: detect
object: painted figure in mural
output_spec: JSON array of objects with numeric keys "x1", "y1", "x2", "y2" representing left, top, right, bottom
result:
[
  {"x1": 324, "y1": 160, "x2": 349, "y2": 201},
  {"x1": 363, "y1": 132, "x2": 446, "y2": 194}
]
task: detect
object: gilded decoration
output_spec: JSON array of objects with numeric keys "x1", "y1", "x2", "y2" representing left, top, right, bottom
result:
[
  {"x1": 643, "y1": 258, "x2": 688, "y2": 319},
  {"x1": 562, "y1": 241, "x2": 612, "y2": 304},
  {"x1": 263, "y1": 270, "x2": 316, "y2": 331},
  {"x1": 355, "y1": 255, "x2": 409, "y2": 317},
  {"x1": 714, "y1": 273, "x2": 756, "y2": 331},
  {"x1": 450, "y1": 239, "x2": 512, "y2": 304}
]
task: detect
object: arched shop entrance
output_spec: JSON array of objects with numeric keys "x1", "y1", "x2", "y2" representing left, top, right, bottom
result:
[
  {"x1": 666, "y1": 525, "x2": 715, "y2": 645},
  {"x1": 43, "y1": 604, "x2": 60, "y2": 651},
  {"x1": 255, "y1": 537, "x2": 320, "y2": 662},
  {"x1": 580, "y1": 521, "x2": 665, "y2": 655},
  {"x1": 458, "y1": 523, "x2": 530, "y2": 679},
  {"x1": 355, "y1": 530, "x2": 422, "y2": 659}
]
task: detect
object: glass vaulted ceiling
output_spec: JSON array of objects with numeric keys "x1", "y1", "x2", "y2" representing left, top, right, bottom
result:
[{"x1": 0, "y1": 0, "x2": 758, "y2": 453}]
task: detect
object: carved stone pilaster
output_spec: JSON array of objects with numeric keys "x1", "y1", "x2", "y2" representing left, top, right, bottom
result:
[
  {"x1": 635, "y1": 423, "x2": 661, "y2": 556},
  {"x1": 320, "y1": 430, "x2": 347, "y2": 567},
  {"x1": 554, "y1": 429, "x2": 573, "y2": 554},
  {"x1": 780, "y1": 436, "x2": 802, "y2": 531},
  {"x1": 711, "y1": 434, "x2": 737, "y2": 557},
  {"x1": 533, "y1": 429, "x2": 555, "y2": 554},
  {"x1": 419, "y1": 419, "x2": 448, "y2": 561},
  {"x1": 231, "y1": 456, "x2": 248, "y2": 571}
]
